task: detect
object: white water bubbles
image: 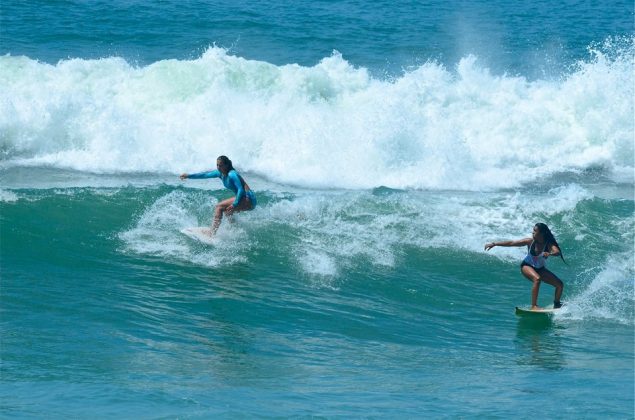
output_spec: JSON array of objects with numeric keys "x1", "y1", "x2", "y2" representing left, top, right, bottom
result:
[
  {"x1": 259, "y1": 192, "x2": 406, "y2": 279},
  {"x1": 0, "y1": 189, "x2": 19, "y2": 203},
  {"x1": 559, "y1": 252, "x2": 635, "y2": 326},
  {"x1": 2, "y1": 40, "x2": 632, "y2": 190},
  {"x1": 119, "y1": 189, "x2": 250, "y2": 267}
]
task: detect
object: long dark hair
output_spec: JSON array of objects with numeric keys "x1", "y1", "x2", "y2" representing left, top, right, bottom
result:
[
  {"x1": 217, "y1": 155, "x2": 234, "y2": 172},
  {"x1": 535, "y1": 223, "x2": 566, "y2": 264},
  {"x1": 217, "y1": 155, "x2": 246, "y2": 187}
]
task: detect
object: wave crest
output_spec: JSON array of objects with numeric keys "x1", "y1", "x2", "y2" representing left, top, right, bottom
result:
[{"x1": 1, "y1": 37, "x2": 633, "y2": 190}]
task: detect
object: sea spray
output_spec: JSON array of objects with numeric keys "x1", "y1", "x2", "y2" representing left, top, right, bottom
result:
[{"x1": 2, "y1": 38, "x2": 633, "y2": 190}]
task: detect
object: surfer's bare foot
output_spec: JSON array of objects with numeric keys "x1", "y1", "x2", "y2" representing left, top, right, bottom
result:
[{"x1": 530, "y1": 305, "x2": 542, "y2": 311}]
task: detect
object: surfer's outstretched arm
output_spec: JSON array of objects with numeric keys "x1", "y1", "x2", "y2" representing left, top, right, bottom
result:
[
  {"x1": 484, "y1": 238, "x2": 531, "y2": 251},
  {"x1": 180, "y1": 170, "x2": 221, "y2": 180}
]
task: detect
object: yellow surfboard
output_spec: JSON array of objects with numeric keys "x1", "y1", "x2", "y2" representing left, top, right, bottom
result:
[{"x1": 515, "y1": 306, "x2": 560, "y2": 316}]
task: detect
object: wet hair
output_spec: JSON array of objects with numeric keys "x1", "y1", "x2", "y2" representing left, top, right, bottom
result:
[
  {"x1": 216, "y1": 155, "x2": 234, "y2": 172},
  {"x1": 216, "y1": 155, "x2": 246, "y2": 187},
  {"x1": 535, "y1": 223, "x2": 566, "y2": 264}
]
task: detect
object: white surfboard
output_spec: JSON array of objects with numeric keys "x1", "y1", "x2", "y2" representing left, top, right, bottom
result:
[
  {"x1": 515, "y1": 306, "x2": 561, "y2": 316},
  {"x1": 180, "y1": 227, "x2": 217, "y2": 245}
]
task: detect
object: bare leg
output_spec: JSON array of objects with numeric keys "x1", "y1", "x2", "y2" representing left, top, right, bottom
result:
[
  {"x1": 521, "y1": 265, "x2": 542, "y2": 310},
  {"x1": 211, "y1": 195, "x2": 255, "y2": 235},
  {"x1": 211, "y1": 197, "x2": 234, "y2": 235},
  {"x1": 538, "y1": 268, "x2": 564, "y2": 305}
]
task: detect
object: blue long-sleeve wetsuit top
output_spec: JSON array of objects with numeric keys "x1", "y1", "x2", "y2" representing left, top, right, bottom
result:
[{"x1": 186, "y1": 169, "x2": 246, "y2": 207}]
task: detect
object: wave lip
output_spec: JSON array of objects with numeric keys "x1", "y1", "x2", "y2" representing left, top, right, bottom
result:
[{"x1": 1, "y1": 37, "x2": 633, "y2": 190}]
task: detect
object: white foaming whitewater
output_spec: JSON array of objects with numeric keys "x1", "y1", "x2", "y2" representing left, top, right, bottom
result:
[{"x1": 1, "y1": 37, "x2": 633, "y2": 190}]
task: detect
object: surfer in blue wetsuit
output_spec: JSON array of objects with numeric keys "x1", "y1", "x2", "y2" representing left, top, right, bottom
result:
[
  {"x1": 484, "y1": 223, "x2": 565, "y2": 311},
  {"x1": 180, "y1": 155, "x2": 256, "y2": 235}
]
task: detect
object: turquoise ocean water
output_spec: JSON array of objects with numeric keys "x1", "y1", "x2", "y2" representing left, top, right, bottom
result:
[{"x1": 1, "y1": 1, "x2": 634, "y2": 417}]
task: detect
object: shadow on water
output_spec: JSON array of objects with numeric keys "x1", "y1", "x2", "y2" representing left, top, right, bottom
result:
[{"x1": 514, "y1": 317, "x2": 566, "y2": 371}]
